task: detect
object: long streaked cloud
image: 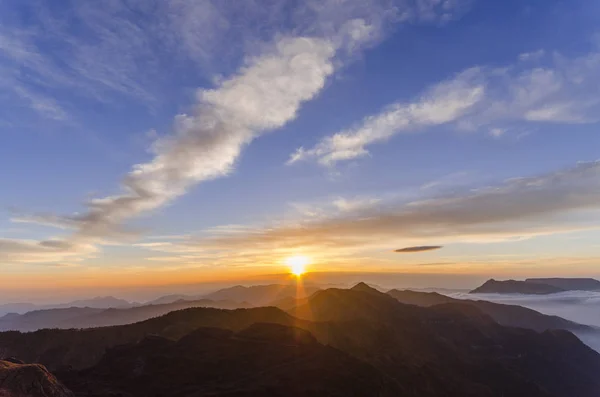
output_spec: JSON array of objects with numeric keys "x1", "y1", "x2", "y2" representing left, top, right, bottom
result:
[
  {"x1": 2, "y1": 0, "x2": 474, "y2": 265},
  {"x1": 288, "y1": 68, "x2": 485, "y2": 165},
  {"x1": 0, "y1": 238, "x2": 97, "y2": 265},
  {"x1": 7, "y1": 35, "x2": 338, "y2": 260},
  {"x1": 138, "y1": 161, "x2": 600, "y2": 267},
  {"x1": 395, "y1": 246, "x2": 442, "y2": 253},
  {"x1": 289, "y1": 45, "x2": 600, "y2": 166}
]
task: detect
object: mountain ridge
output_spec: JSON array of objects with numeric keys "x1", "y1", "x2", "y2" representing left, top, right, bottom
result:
[{"x1": 470, "y1": 279, "x2": 565, "y2": 294}]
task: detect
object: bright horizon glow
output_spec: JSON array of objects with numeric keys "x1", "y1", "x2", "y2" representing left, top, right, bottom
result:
[{"x1": 286, "y1": 255, "x2": 310, "y2": 276}]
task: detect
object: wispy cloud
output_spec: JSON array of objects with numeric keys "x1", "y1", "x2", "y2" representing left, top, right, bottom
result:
[
  {"x1": 138, "y1": 161, "x2": 600, "y2": 267},
  {"x1": 290, "y1": 44, "x2": 600, "y2": 166},
  {"x1": 0, "y1": 238, "x2": 97, "y2": 265},
  {"x1": 0, "y1": 0, "x2": 474, "y2": 122},
  {"x1": 288, "y1": 68, "x2": 484, "y2": 165}
]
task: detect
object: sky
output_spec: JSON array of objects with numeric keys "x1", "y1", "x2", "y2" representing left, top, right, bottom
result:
[{"x1": 1, "y1": 0, "x2": 600, "y2": 300}]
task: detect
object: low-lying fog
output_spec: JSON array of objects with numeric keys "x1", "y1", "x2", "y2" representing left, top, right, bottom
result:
[{"x1": 451, "y1": 290, "x2": 600, "y2": 352}]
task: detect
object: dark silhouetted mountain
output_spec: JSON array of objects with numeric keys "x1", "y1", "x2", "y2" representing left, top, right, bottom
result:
[
  {"x1": 387, "y1": 289, "x2": 592, "y2": 333},
  {"x1": 0, "y1": 307, "x2": 299, "y2": 371},
  {"x1": 387, "y1": 289, "x2": 455, "y2": 306},
  {"x1": 526, "y1": 277, "x2": 600, "y2": 291},
  {"x1": 0, "y1": 359, "x2": 74, "y2": 397},
  {"x1": 58, "y1": 323, "x2": 396, "y2": 397},
  {"x1": 470, "y1": 279, "x2": 565, "y2": 294},
  {"x1": 204, "y1": 283, "x2": 320, "y2": 306},
  {"x1": 268, "y1": 296, "x2": 309, "y2": 311},
  {"x1": 292, "y1": 283, "x2": 600, "y2": 396},
  {"x1": 0, "y1": 299, "x2": 250, "y2": 332},
  {"x1": 3, "y1": 283, "x2": 600, "y2": 396}
]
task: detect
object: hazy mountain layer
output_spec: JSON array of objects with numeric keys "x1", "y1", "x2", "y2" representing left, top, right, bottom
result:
[{"x1": 0, "y1": 299, "x2": 249, "y2": 332}]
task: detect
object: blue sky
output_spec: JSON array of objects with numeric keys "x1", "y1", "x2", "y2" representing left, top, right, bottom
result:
[{"x1": 1, "y1": 0, "x2": 600, "y2": 294}]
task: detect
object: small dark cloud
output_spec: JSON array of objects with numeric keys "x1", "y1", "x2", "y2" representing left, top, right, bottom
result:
[{"x1": 395, "y1": 246, "x2": 442, "y2": 253}]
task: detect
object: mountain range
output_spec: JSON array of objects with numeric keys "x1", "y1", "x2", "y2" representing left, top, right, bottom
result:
[
  {"x1": 0, "y1": 297, "x2": 133, "y2": 317},
  {"x1": 0, "y1": 284, "x2": 321, "y2": 333},
  {"x1": 1, "y1": 282, "x2": 600, "y2": 396},
  {"x1": 470, "y1": 278, "x2": 600, "y2": 295},
  {"x1": 0, "y1": 299, "x2": 250, "y2": 332}
]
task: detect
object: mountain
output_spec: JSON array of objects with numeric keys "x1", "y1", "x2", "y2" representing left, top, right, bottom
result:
[
  {"x1": 0, "y1": 307, "x2": 103, "y2": 332},
  {"x1": 387, "y1": 289, "x2": 592, "y2": 333},
  {"x1": 0, "y1": 306, "x2": 299, "y2": 371},
  {"x1": 0, "y1": 359, "x2": 73, "y2": 397},
  {"x1": 526, "y1": 278, "x2": 600, "y2": 291},
  {"x1": 292, "y1": 283, "x2": 600, "y2": 396},
  {"x1": 59, "y1": 296, "x2": 132, "y2": 309},
  {"x1": 145, "y1": 294, "x2": 202, "y2": 305},
  {"x1": 3, "y1": 283, "x2": 600, "y2": 396},
  {"x1": 470, "y1": 279, "x2": 565, "y2": 294},
  {"x1": 58, "y1": 324, "x2": 398, "y2": 397},
  {"x1": 204, "y1": 283, "x2": 320, "y2": 306},
  {"x1": 0, "y1": 296, "x2": 132, "y2": 317},
  {"x1": 0, "y1": 299, "x2": 251, "y2": 332},
  {"x1": 268, "y1": 295, "x2": 310, "y2": 310},
  {"x1": 0, "y1": 303, "x2": 37, "y2": 317}
]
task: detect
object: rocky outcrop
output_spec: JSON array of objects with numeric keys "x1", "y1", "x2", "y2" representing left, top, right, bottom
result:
[{"x1": 0, "y1": 360, "x2": 73, "y2": 397}]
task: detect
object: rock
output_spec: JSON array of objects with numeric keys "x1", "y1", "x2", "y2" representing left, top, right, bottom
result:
[{"x1": 0, "y1": 360, "x2": 73, "y2": 397}]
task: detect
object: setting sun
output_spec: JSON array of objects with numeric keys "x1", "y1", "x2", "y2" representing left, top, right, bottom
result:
[{"x1": 285, "y1": 255, "x2": 310, "y2": 276}]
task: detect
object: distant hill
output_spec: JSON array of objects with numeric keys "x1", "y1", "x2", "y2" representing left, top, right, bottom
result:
[
  {"x1": 145, "y1": 294, "x2": 203, "y2": 305},
  {"x1": 526, "y1": 278, "x2": 600, "y2": 291},
  {"x1": 0, "y1": 284, "x2": 319, "y2": 319},
  {"x1": 0, "y1": 307, "x2": 103, "y2": 332},
  {"x1": 204, "y1": 283, "x2": 320, "y2": 306},
  {"x1": 470, "y1": 279, "x2": 565, "y2": 294},
  {"x1": 0, "y1": 299, "x2": 250, "y2": 332},
  {"x1": 2, "y1": 283, "x2": 600, "y2": 396},
  {"x1": 61, "y1": 296, "x2": 132, "y2": 309},
  {"x1": 0, "y1": 296, "x2": 133, "y2": 317},
  {"x1": 0, "y1": 302, "x2": 37, "y2": 317},
  {"x1": 387, "y1": 289, "x2": 592, "y2": 333}
]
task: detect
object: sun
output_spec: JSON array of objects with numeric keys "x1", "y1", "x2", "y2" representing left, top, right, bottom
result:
[{"x1": 285, "y1": 255, "x2": 310, "y2": 276}]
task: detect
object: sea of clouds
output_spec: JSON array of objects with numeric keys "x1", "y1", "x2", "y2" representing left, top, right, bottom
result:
[{"x1": 450, "y1": 290, "x2": 600, "y2": 352}]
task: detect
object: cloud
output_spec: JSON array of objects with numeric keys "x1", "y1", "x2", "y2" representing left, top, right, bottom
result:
[
  {"x1": 333, "y1": 197, "x2": 381, "y2": 212},
  {"x1": 2, "y1": 34, "x2": 338, "y2": 263},
  {"x1": 138, "y1": 161, "x2": 600, "y2": 266},
  {"x1": 395, "y1": 246, "x2": 442, "y2": 253},
  {"x1": 489, "y1": 127, "x2": 505, "y2": 138},
  {"x1": 288, "y1": 68, "x2": 485, "y2": 165},
  {"x1": 0, "y1": 238, "x2": 97, "y2": 265},
  {"x1": 30, "y1": 36, "x2": 337, "y2": 247},
  {"x1": 0, "y1": 0, "x2": 473, "y2": 122},
  {"x1": 290, "y1": 44, "x2": 600, "y2": 166},
  {"x1": 0, "y1": 2, "x2": 159, "y2": 120},
  {"x1": 518, "y1": 49, "x2": 545, "y2": 62},
  {"x1": 2, "y1": 0, "x2": 476, "y2": 265}
]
